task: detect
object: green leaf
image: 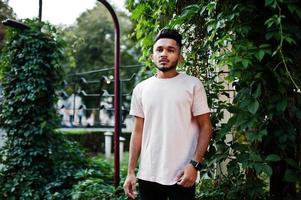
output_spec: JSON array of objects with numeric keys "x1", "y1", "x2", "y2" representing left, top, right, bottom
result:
[
  {"x1": 283, "y1": 169, "x2": 300, "y2": 182},
  {"x1": 265, "y1": 0, "x2": 275, "y2": 7},
  {"x1": 207, "y1": 1, "x2": 217, "y2": 13},
  {"x1": 287, "y1": 4, "x2": 301, "y2": 19},
  {"x1": 246, "y1": 129, "x2": 267, "y2": 142},
  {"x1": 207, "y1": 23, "x2": 215, "y2": 33},
  {"x1": 232, "y1": 143, "x2": 249, "y2": 152},
  {"x1": 259, "y1": 44, "x2": 270, "y2": 48},
  {"x1": 265, "y1": 31, "x2": 279, "y2": 40},
  {"x1": 131, "y1": 4, "x2": 146, "y2": 20},
  {"x1": 250, "y1": 152, "x2": 263, "y2": 162},
  {"x1": 253, "y1": 163, "x2": 272, "y2": 176},
  {"x1": 182, "y1": 4, "x2": 200, "y2": 16},
  {"x1": 237, "y1": 153, "x2": 250, "y2": 166},
  {"x1": 259, "y1": 129, "x2": 268, "y2": 137},
  {"x1": 276, "y1": 98, "x2": 287, "y2": 112},
  {"x1": 283, "y1": 35, "x2": 296, "y2": 45},
  {"x1": 248, "y1": 99, "x2": 259, "y2": 114},
  {"x1": 241, "y1": 59, "x2": 251, "y2": 68},
  {"x1": 233, "y1": 56, "x2": 242, "y2": 64},
  {"x1": 264, "y1": 15, "x2": 281, "y2": 28},
  {"x1": 265, "y1": 154, "x2": 281, "y2": 162},
  {"x1": 253, "y1": 84, "x2": 262, "y2": 98},
  {"x1": 262, "y1": 164, "x2": 273, "y2": 176},
  {"x1": 255, "y1": 49, "x2": 265, "y2": 61},
  {"x1": 285, "y1": 158, "x2": 299, "y2": 169}
]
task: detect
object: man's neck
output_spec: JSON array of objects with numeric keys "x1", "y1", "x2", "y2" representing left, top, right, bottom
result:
[{"x1": 156, "y1": 70, "x2": 179, "y2": 79}]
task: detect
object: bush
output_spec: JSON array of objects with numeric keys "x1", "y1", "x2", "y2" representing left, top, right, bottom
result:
[
  {"x1": 70, "y1": 158, "x2": 114, "y2": 200},
  {"x1": 0, "y1": 18, "x2": 82, "y2": 199}
]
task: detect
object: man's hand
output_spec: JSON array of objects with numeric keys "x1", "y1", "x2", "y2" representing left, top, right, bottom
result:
[
  {"x1": 123, "y1": 173, "x2": 137, "y2": 199},
  {"x1": 176, "y1": 164, "x2": 197, "y2": 188}
]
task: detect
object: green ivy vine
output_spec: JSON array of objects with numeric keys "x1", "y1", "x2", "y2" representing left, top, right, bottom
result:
[
  {"x1": 126, "y1": 0, "x2": 301, "y2": 199},
  {"x1": 0, "y1": 19, "x2": 88, "y2": 199}
]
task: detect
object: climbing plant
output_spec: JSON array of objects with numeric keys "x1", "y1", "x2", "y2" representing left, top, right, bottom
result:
[
  {"x1": 126, "y1": 0, "x2": 301, "y2": 199},
  {"x1": 0, "y1": 19, "x2": 89, "y2": 199}
]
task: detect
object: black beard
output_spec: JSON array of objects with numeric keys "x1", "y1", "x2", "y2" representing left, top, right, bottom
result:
[{"x1": 156, "y1": 64, "x2": 177, "y2": 72}]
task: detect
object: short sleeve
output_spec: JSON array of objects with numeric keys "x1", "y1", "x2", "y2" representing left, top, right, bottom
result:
[
  {"x1": 192, "y1": 81, "x2": 210, "y2": 116},
  {"x1": 129, "y1": 85, "x2": 145, "y2": 118}
]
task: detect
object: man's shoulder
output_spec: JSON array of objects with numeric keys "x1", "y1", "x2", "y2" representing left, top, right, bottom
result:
[
  {"x1": 133, "y1": 76, "x2": 155, "y2": 90},
  {"x1": 179, "y1": 73, "x2": 202, "y2": 84},
  {"x1": 139, "y1": 76, "x2": 154, "y2": 84}
]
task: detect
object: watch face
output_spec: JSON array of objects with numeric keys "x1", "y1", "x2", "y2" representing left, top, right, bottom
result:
[{"x1": 190, "y1": 160, "x2": 202, "y2": 170}]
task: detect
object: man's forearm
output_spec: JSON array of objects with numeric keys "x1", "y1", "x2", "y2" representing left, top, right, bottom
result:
[
  {"x1": 127, "y1": 131, "x2": 142, "y2": 174},
  {"x1": 193, "y1": 114, "x2": 212, "y2": 162},
  {"x1": 127, "y1": 117, "x2": 144, "y2": 174}
]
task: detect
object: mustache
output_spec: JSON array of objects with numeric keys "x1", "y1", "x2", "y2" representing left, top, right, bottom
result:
[{"x1": 159, "y1": 58, "x2": 169, "y2": 62}]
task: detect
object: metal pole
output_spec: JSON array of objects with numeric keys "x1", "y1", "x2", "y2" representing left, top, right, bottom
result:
[
  {"x1": 73, "y1": 82, "x2": 76, "y2": 126},
  {"x1": 97, "y1": 0, "x2": 121, "y2": 188},
  {"x1": 39, "y1": 0, "x2": 43, "y2": 21}
]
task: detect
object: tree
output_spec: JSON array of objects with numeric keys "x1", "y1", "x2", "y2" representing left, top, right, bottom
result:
[
  {"x1": 60, "y1": 3, "x2": 141, "y2": 125},
  {"x1": 64, "y1": 3, "x2": 139, "y2": 75}
]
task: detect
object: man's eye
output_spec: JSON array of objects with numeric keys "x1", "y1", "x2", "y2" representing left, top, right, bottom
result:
[{"x1": 157, "y1": 49, "x2": 163, "y2": 52}]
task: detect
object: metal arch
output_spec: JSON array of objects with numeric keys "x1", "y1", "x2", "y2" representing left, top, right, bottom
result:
[{"x1": 97, "y1": 0, "x2": 121, "y2": 188}]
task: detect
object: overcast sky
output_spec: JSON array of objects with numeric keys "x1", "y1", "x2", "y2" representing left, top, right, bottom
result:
[{"x1": 8, "y1": 0, "x2": 126, "y2": 25}]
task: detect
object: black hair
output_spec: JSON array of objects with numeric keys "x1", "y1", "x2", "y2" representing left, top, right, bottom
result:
[{"x1": 154, "y1": 28, "x2": 182, "y2": 48}]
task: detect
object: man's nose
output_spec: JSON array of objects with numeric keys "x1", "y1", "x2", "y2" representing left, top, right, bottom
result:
[{"x1": 160, "y1": 49, "x2": 167, "y2": 56}]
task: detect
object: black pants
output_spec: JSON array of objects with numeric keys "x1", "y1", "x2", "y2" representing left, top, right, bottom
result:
[{"x1": 138, "y1": 179, "x2": 195, "y2": 200}]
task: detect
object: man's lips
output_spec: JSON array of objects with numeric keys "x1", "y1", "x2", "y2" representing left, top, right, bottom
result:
[{"x1": 159, "y1": 59, "x2": 169, "y2": 65}]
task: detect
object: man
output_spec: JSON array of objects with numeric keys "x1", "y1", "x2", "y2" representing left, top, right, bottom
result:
[{"x1": 123, "y1": 29, "x2": 212, "y2": 200}]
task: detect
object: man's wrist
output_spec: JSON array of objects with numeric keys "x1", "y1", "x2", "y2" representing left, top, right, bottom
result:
[
  {"x1": 127, "y1": 172, "x2": 135, "y2": 175},
  {"x1": 189, "y1": 159, "x2": 204, "y2": 171},
  {"x1": 127, "y1": 168, "x2": 135, "y2": 175},
  {"x1": 192, "y1": 157, "x2": 204, "y2": 163}
]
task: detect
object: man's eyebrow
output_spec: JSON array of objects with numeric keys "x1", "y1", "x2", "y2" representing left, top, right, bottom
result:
[
  {"x1": 167, "y1": 46, "x2": 176, "y2": 49},
  {"x1": 155, "y1": 45, "x2": 177, "y2": 49}
]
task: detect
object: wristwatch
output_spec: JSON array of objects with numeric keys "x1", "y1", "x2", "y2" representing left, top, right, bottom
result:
[{"x1": 190, "y1": 160, "x2": 203, "y2": 171}]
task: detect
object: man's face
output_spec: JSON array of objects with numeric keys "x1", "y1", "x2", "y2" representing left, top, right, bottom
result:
[{"x1": 151, "y1": 38, "x2": 182, "y2": 72}]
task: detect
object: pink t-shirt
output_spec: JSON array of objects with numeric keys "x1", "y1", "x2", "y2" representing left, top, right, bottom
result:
[{"x1": 130, "y1": 73, "x2": 210, "y2": 185}]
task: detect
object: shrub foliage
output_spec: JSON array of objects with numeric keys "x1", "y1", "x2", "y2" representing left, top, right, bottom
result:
[
  {"x1": 0, "y1": 19, "x2": 117, "y2": 199},
  {"x1": 0, "y1": 18, "x2": 74, "y2": 199}
]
